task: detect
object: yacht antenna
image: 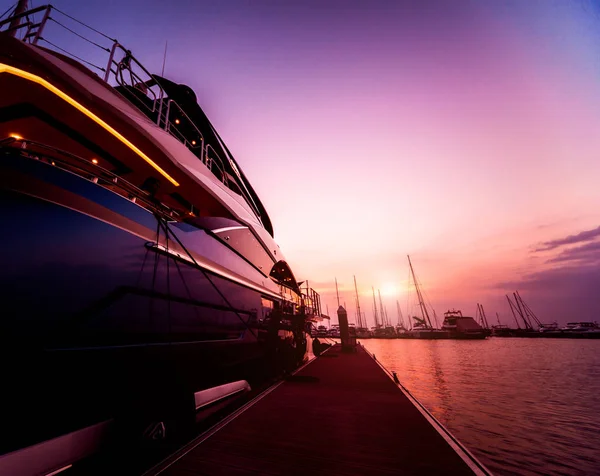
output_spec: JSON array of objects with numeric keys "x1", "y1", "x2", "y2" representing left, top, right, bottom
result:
[{"x1": 161, "y1": 40, "x2": 168, "y2": 77}]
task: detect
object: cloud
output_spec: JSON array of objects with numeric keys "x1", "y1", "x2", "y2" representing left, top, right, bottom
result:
[
  {"x1": 494, "y1": 225, "x2": 600, "y2": 322},
  {"x1": 494, "y1": 264, "x2": 600, "y2": 322},
  {"x1": 498, "y1": 263, "x2": 600, "y2": 292},
  {"x1": 547, "y1": 240, "x2": 600, "y2": 264},
  {"x1": 535, "y1": 225, "x2": 600, "y2": 251}
]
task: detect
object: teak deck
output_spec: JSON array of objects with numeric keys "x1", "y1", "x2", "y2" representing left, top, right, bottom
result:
[{"x1": 148, "y1": 345, "x2": 489, "y2": 475}]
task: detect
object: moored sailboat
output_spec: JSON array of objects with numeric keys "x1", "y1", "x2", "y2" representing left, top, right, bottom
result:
[
  {"x1": 353, "y1": 275, "x2": 371, "y2": 338},
  {"x1": 404, "y1": 255, "x2": 449, "y2": 339},
  {"x1": 395, "y1": 300, "x2": 408, "y2": 336}
]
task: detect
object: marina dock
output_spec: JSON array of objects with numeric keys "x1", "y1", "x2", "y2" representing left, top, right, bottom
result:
[{"x1": 146, "y1": 344, "x2": 490, "y2": 476}]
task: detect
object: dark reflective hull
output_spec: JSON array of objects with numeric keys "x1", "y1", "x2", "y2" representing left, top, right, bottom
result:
[
  {"x1": 445, "y1": 332, "x2": 487, "y2": 340},
  {"x1": 0, "y1": 154, "x2": 306, "y2": 454}
]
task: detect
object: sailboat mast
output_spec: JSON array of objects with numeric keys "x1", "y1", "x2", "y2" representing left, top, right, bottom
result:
[
  {"x1": 480, "y1": 304, "x2": 490, "y2": 328},
  {"x1": 396, "y1": 300, "x2": 405, "y2": 327},
  {"x1": 372, "y1": 286, "x2": 379, "y2": 328},
  {"x1": 477, "y1": 303, "x2": 486, "y2": 327},
  {"x1": 335, "y1": 278, "x2": 340, "y2": 308},
  {"x1": 496, "y1": 312, "x2": 501, "y2": 326},
  {"x1": 408, "y1": 255, "x2": 433, "y2": 328},
  {"x1": 506, "y1": 295, "x2": 521, "y2": 329},
  {"x1": 513, "y1": 292, "x2": 531, "y2": 329},
  {"x1": 354, "y1": 275, "x2": 363, "y2": 328},
  {"x1": 516, "y1": 291, "x2": 541, "y2": 327},
  {"x1": 378, "y1": 289, "x2": 387, "y2": 327}
]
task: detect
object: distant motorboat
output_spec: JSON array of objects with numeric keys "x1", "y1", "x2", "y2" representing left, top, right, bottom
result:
[
  {"x1": 491, "y1": 325, "x2": 517, "y2": 337},
  {"x1": 537, "y1": 323, "x2": 561, "y2": 334},
  {"x1": 328, "y1": 325, "x2": 341, "y2": 338},
  {"x1": 441, "y1": 310, "x2": 487, "y2": 340},
  {"x1": 561, "y1": 322, "x2": 600, "y2": 336}
]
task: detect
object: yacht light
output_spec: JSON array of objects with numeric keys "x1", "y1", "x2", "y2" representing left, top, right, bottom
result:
[
  {"x1": 91, "y1": 158, "x2": 99, "y2": 164},
  {"x1": 9, "y1": 133, "x2": 22, "y2": 140},
  {"x1": 175, "y1": 119, "x2": 180, "y2": 124},
  {"x1": 0, "y1": 63, "x2": 180, "y2": 187}
]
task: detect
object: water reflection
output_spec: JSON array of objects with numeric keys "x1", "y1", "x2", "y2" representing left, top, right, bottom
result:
[
  {"x1": 429, "y1": 343, "x2": 454, "y2": 426},
  {"x1": 361, "y1": 339, "x2": 600, "y2": 476}
]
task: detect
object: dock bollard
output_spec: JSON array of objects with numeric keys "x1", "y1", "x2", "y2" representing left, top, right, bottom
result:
[{"x1": 337, "y1": 305, "x2": 356, "y2": 352}]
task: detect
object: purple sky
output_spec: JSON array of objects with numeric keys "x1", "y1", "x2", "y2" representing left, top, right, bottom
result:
[{"x1": 37, "y1": 0, "x2": 600, "y2": 325}]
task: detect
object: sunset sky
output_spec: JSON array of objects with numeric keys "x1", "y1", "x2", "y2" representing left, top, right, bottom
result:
[{"x1": 42, "y1": 0, "x2": 600, "y2": 326}]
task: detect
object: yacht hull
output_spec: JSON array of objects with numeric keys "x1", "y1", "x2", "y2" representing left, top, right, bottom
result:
[{"x1": 0, "y1": 153, "x2": 306, "y2": 455}]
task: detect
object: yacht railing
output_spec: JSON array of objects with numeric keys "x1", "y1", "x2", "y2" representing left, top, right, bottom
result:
[
  {"x1": 0, "y1": 136, "x2": 179, "y2": 220},
  {"x1": 300, "y1": 283, "x2": 321, "y2": 319},
  {"x1": 204, "y1": 144, "x2": 229, "y2": 186},
  {"x1": 162, "y1": 99, "x2": 205, "y2": 152},
  {"x1": 0, "y1": 4, "x2": 260, "y2": 210}
]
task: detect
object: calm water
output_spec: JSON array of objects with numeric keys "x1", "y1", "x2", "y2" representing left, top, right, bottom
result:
[{"x1": 360, "y1": 338, "x2": 600, "y2": 476}]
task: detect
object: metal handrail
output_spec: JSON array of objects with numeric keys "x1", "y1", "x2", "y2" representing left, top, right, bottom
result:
[
  {"x1": 0, "y1": 137, "x2": 179, "y2": 220},
  {"x1": 0, "y1": 5, "x2": 47, "y2": 29},
  {"x1": 1, "y1": 5, "x2": 257, "y2": 205},
  {"x1": 204, "y1": 144, "x2": 229, "y2": 186},
  {"x1": 164, "y1": 99, "x2": 205, "y2": 150}
]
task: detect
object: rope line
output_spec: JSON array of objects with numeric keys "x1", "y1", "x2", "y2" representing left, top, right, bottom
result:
[
  {"x1": 52, "y1": 6, "x2": 117, "y2": 42},
  {"x1": 39, "y1": 37, "x2": 106, "y2": 72},
  {"x1": 155, "y1": 216, "x2": 259, "y2": 339},
  {"x1": 0, "y1": 3, "x2": 16, "y2": 21},
  {"x1": 48, "y1": 17, "x2": 110, "y2": 52}
]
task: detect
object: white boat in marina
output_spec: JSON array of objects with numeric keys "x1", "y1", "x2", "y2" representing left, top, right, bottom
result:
[{"x1": 561, "y1": 322, "x2": 600, "y2": 335}]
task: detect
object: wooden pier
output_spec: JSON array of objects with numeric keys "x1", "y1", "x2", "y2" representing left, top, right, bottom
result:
[{"x1": 146, "y1": 344, "x2": 490, "y2": 476}]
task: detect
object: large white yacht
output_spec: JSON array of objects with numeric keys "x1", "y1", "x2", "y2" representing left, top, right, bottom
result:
[{"x1": 0, "y1": 3, "x2": 320, "y2": 471}]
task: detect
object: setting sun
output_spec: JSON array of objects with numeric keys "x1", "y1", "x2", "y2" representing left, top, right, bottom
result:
[{"x1": 380, "y1": 283, "x2": 399, "y2": 297}]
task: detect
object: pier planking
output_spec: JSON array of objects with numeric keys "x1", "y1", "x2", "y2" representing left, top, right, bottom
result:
[{"x1": 148, "y1": 344, "x2": 488, "y2": 475}]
